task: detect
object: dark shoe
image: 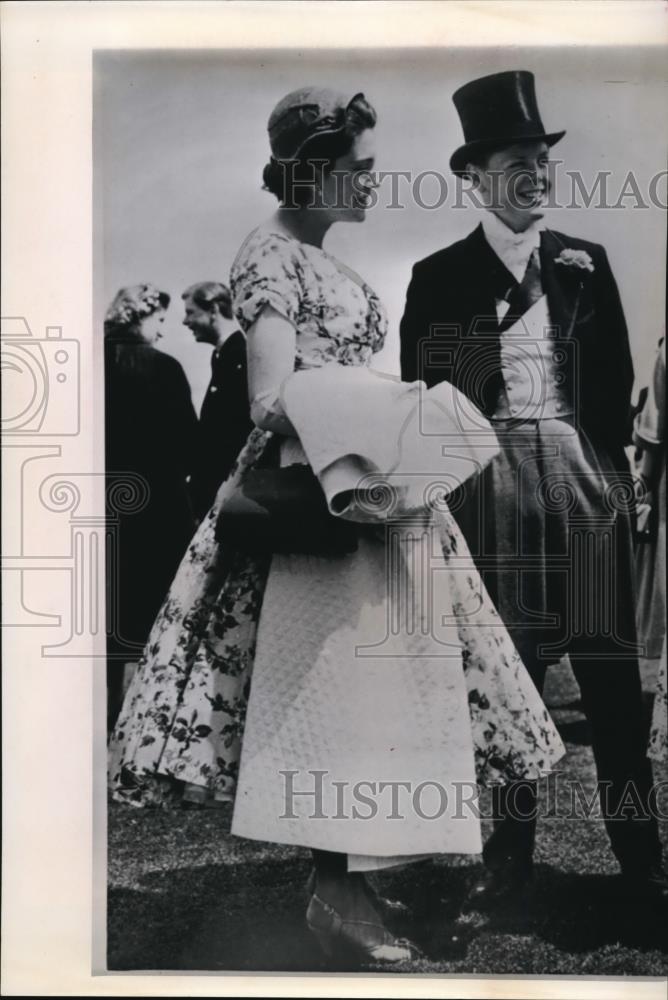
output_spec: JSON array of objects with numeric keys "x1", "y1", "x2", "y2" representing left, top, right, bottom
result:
[
  {"x1": 463, "y1": 860, "x2": 533, "y2": 912},
  {"x1": 620, "y1": 862, "x2": 668, "y2": 903},
  {"x1": 306, "y1": 892, "x2": 422, "y2": 966},
  {"x1": 305, "y1": 868, "x2": 410, "y2": 920}
]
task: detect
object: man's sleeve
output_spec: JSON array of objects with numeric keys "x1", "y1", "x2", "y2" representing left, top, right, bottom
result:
[
  {"x1": 594, "y1": 245, "x2": 634, "y2": 445},
  {"x1": 167, "y1": 356, "x2": 201, "y2": 480},
  {"x1": 399, "y1": 263, "x2": 426, "y2": 383}
]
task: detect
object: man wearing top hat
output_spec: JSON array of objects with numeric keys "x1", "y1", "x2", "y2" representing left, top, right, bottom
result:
[{"x1": 400, "y1": 70, "x2": 666, "y2": 904}]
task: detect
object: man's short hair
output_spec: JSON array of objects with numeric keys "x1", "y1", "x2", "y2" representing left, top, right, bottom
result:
[{"x1": 182, "y1": 281, "x2": 233, "y2": 319}]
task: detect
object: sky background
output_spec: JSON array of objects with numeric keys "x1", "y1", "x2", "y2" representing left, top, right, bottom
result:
[{"x1": 94, "y1": 46, "x2": 667, "y2": 411}]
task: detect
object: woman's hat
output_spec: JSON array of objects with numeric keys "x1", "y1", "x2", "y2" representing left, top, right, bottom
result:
[
  {"x1": 449, "y1": 70, "x2": 565, "y2": 175},
  {"x1": 268, "y1": 87, "x2": 364, "y2": 160}
]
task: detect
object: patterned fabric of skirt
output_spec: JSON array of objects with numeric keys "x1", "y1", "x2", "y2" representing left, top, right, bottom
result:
[
  {"x1": 648, "y1": 636, "x2": 667, "y2": 761},
  {"x1": 108, "y1": 426, "x2": 565, "y2": 813}
]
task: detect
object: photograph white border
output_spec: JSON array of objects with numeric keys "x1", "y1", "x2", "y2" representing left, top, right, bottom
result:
[{"x1": 2, "y1": 2, "x2": 667, "y2": 996}]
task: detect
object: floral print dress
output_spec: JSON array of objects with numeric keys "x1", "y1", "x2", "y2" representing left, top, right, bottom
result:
[{"x1": 108, "y1": 228, "x2": 565, "y2": 822}]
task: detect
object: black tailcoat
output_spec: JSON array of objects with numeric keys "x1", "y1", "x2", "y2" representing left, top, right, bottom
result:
[
  {"x1": 400, "y1": 224, "x2": 633, "y2": 471},
  {"x1": 190, "y1": 329, "x2": 253, "y2": 519},
  {"x1": 105, "y1": 335, "x2": 199, "y2": 726},
  {"x1": 399, "y1": 223, "x2": 661, "y2": 871}
]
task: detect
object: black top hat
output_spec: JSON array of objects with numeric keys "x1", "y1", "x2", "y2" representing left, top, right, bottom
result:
[{"x1": 449, "y1": 70, "x2": 565, "y2": 175}]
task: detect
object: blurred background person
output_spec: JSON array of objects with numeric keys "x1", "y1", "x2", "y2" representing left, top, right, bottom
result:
[
  {"x1": 633, "y1": 338, "x2": 666, "y2": 761},
  {"x1": 182, "y1": 281, "x2": 252, "y2": 520},
  {"x1": 104, "y1": 283, "x2": 199, "y2": 731}
]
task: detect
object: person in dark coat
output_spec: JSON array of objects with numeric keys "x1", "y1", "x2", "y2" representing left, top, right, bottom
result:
[
  {"x1": 105, "y1": 283, "x2": 198, "y2": 731},
  {"x1": 400, "y1": 71, "x2": 666, "y2": 904},
  {"x1": 634, "y1": 339, "x2": 667, "y2": 761},
  {"x1": 182, "y1": 281, "x2": 253, "y2": 520}
]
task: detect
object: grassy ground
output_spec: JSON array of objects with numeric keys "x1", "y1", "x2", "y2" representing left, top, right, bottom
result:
[{"x1": 107, "y1": 659, "x2": 668, "y2": 974}]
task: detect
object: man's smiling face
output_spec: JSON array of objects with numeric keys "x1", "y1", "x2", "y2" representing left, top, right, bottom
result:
[{"x1": 467, "y1": 139, "x2": 551, "y2": 231}]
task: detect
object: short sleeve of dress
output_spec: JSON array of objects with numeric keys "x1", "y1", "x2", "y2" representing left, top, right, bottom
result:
[{"x1": 231, "y1": 231, "x2": 304, "y2": 332}]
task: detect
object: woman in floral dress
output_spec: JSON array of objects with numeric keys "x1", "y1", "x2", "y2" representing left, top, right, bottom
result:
[{"x1": 109, "y1": 87, "x2": 565, "y2": 964}]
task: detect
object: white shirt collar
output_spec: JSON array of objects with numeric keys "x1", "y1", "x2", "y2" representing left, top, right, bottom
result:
[{"x1": 481, "y1": 212, "x2": 545, "y2": 284}]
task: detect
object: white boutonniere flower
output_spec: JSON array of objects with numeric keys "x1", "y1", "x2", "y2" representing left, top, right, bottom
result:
[{"x1": 554, "y1": 248, "x2": 595, "y2": 272}]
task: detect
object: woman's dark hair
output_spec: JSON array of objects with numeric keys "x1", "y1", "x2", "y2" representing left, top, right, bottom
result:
[{"x1": 262, "y1": 93, "x2": 377, "y2": 206}]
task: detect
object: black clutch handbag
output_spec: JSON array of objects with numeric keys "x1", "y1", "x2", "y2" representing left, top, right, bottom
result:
[{"x1": 215, "y1": 462, "x2": 358, "y2": 556}]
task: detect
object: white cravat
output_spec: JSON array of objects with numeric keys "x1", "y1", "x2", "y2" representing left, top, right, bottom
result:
[
  {"x1": 481, "y1": 214, "x2": 545, "y2": 321},
  {"x1": 481, "y1": 211, "x2": 545, "y2": 285},
  {"x1": 480, "y1": 214, "x2": 571, "y2": 421}
]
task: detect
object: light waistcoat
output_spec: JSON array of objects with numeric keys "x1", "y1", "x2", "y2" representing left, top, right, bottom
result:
[{"x1": 481, "y1": 213, "x2": 573, "y2": 421}]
